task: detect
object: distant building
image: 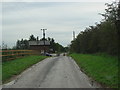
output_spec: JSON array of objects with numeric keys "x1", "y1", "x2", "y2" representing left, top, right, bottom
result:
[{"x1": 29, "y1": 40, "x2": 50, "y2": 53}]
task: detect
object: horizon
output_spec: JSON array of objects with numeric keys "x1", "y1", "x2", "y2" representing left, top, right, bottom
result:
[{"x1": 1, "y1": 1, "x2": 115, "y2": 48}]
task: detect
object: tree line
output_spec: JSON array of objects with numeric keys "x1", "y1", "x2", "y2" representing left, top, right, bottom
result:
[
  {"x1": 15, "y1": 35, "x2": 66, "y2": 53},
  {"x1": 70, "y1": 1, "x2": 120, "y2": 55}
]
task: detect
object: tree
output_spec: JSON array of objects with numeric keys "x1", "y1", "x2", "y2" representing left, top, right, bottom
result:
[
  {"x1": 16, "y1": 39, "x2": 29, "y2": 49},
  {"x1": 37, "y1": 36, "x2": 39, "y2": 41},
  {"x1": 2, "y1": 41, "x2": 7, "y2": 50},
  {"x1": 29, "y1": 35, "x2": 36, "y2": 41},
  {"x1": 16, "y1": 40, "x2": 21, "y2": 49},
  {"x1": 70, "y1": 1, "x2": 119, "y2": 55},
  {"x1": 47, "y1": 37, "x2": 65, "y2": 53}
]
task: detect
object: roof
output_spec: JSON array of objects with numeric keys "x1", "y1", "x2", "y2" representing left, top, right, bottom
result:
[{"x1": 29, "y1": 40, "x2": 50, "y2": 46}]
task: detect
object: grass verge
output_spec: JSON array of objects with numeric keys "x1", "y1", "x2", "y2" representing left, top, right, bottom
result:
[
  {"x1": 70, "y1": 53, "x2": 118, "y2": 88},
  {"x1": 2, "y1": 55, "x2": 47, "y2": 83}
]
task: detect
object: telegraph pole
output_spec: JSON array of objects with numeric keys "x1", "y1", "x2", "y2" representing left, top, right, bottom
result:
[{"x1": 41, "y1": 29, "x2": 47, "y2": 54}]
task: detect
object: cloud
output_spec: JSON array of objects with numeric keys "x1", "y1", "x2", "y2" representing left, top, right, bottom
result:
[
  {"x1": 1, "y1": 0, "x2": 115, "y2": 2},
  {"x1": 2, "y1": 2, "x2": 106, "y2": 47},
  {"x1": 3, "y1": 2, "x2": 105, "y2": 26}
]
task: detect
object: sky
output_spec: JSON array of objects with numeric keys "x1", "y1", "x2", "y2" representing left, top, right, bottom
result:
[
  {"x1": 0, "y1": 0, "x2": 115, "y2": 2},
  {"x1": 1, "y1": 0, "x2": 115, "y2": 48}
]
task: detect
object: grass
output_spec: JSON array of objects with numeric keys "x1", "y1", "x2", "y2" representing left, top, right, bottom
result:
[
  {"x1": 70, "y1": 53, "x2": 118, "y2": 88},
  {"x1": 2, "y1": 55, "x2": 47, "y2": 83}
]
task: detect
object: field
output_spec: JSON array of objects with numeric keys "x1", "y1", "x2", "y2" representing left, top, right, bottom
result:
[
  {"x1": 2, "y1": 55, "x2": 47, "y2": 83},
  {"x1": 70, "y1": 53, "x2": 118, "y2": 88}
]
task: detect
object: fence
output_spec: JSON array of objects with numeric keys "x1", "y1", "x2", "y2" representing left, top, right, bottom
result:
[{"x1": 0, "y1": 50, "x2": 39, "y2": 62}]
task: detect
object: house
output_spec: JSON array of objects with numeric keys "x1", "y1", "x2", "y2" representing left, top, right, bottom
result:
[{"x1": 29, "y1": 40, "x2": 50, "y2": 53}]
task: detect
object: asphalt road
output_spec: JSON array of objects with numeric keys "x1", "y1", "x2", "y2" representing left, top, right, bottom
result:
[{"x1": 3, "y1": 55, "x2": 100, "y2": 88}]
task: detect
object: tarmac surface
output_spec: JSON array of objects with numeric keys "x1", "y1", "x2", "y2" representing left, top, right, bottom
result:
[{"x1": 3, "y1": 55, "x2": 101, "y2": 88}]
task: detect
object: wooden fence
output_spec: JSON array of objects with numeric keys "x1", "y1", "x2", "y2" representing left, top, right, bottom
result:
[{"x1": 0, "y1": 50, "x2": 39, "y2": 61}]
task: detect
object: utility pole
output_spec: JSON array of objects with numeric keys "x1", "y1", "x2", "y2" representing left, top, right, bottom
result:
[
  {"x1": 41, "y1": 29, "x2": 47, "y2": 54},
  {"x1": 73, "y1": 31, "x2": 75, "y2": 40}
]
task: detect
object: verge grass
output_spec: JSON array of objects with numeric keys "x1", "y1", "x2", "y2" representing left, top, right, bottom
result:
[
  {"x1": 70, "y1": 53, "x2": 118, "y2": 88},
  {"x1": 2, "y1": 55, "x2": 47, "y2": 83}
]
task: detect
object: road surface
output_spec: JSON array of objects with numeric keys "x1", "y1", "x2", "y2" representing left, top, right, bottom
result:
[{"x1": 3, "y1": 56, "x2": 100, "y2": 88}]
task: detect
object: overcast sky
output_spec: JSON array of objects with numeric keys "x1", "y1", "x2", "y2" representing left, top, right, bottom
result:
[
  {"x1": 1, "y1": 0, "x2": 115, "y2": 2},
  {"x1": 1, "y1": 0, "x2": 115, "y2": 48}
]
